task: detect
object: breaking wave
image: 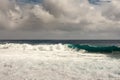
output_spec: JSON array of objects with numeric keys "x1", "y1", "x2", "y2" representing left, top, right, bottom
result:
[
  {"x1": 0, "y1": 43, "x2": 73, "y2": 51},
  {"x1": 68, "y1": 44, "x2": 120, "y2": 53},
  {"x1": 0, "y1": 42, "x2": 120, "y2": 53}
]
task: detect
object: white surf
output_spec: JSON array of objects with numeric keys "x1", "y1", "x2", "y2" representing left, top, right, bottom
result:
[{"x1": 0, "y1": 43, "x2": 120, "y2": 80}]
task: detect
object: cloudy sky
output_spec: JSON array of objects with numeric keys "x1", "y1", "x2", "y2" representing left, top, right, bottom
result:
[{"x1": 0, "y1": 0, "x2": 120, "y2": 39}]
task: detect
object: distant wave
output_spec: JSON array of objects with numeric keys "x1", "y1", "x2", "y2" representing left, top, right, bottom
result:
[{"x1": 68, "y1": 44, "x2": 120, "y2": 53}]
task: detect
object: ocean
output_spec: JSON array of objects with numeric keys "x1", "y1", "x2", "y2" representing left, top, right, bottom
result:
[{"x1": 0, "y1": 40, "x2": 120, "y2": 80}]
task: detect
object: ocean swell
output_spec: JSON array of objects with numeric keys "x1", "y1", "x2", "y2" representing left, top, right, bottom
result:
[{"x1": 68, "y1": 44, "x2": 120, "y2": 53}]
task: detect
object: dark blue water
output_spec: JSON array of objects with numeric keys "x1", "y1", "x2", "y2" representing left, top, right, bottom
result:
[{"x1": 0, "y1": 40, "x2": 120, "y2": 45}]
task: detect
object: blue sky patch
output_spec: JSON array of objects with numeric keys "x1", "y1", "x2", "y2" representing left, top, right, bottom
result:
[
  {"x1": 16, "y1": 0, "x2": 43, "y2": 4},
  {"x1": 88, "y1": 0, "x2": 111, "y2": 5}
]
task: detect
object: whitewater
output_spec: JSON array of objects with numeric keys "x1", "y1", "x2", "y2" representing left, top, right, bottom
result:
[{"x1": 0, "y1": 43, "x2": 120, "y2": 80}]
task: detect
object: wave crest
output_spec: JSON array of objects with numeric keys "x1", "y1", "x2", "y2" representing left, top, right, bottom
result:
[
  {"x1": 0, "y1": 43, "x2": 73, "y2": 51},
  {"x1": 68, "y1": 44, "x2": 120, "y2": 53},
  {"x1": 0, "y1": 43, "x2": 120, "y2": 53}
]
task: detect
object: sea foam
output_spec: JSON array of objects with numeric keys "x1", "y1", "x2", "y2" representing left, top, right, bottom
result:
[{"x1": 0, "y1": 43, "x2": 120, "y2": 80}]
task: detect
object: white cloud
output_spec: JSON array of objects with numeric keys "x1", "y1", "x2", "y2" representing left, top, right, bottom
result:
[{"x1": 31, "y1": 5, "x2": 54, "y2": 23}]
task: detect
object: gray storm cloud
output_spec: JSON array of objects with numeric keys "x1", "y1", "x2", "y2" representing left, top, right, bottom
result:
[
  {"x1": 102, "y1": 0, "x2": 120, "y2": 21},
  {"x1": 0, "y1": 0, "x2": 120, "y2": 39}
]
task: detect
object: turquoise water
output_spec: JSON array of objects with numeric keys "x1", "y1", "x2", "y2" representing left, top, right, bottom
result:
[{"x1": 68, "y1": 44, "x2": 120, "y2": 53}]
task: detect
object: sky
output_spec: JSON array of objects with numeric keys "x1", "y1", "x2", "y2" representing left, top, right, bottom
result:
[{"x1": 0, "y1": 0, "x2": 120, "y2": 40}]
